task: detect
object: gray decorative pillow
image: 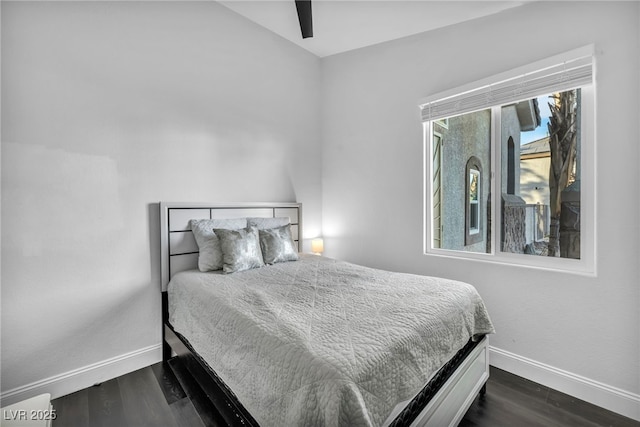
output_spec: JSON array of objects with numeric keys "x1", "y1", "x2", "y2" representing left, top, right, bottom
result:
[
  {"x1": 213, "y1": 225, "x2": 265, "y2": 274},
  {"x1": 258, "y1": 224, "x2": 299, "y2": 265},
  {"x1": 190, "y1": 218, "x2": 247, "y2": 272},
  {"x1": 247, "y1": 217, "x2": 290, "y2": 230}
]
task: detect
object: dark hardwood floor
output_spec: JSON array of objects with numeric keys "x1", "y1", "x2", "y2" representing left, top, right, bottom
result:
[
  {"x1": 52, "y1": 361, "x2": 639, "y2": 427},
  {"x1": 458, "y1": 368, "x2": 638, "y2": 427}
]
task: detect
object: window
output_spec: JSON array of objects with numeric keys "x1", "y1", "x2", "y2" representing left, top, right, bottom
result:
[
  {"x1": 420, "y1": 46, "x2": 595, "y2": 274},
  {"x1": 506, "y1": 137, "x2": 515, "y2": 195},
  {"x1": 466, "y1": 157, "x2": 482, "y2": 245}
]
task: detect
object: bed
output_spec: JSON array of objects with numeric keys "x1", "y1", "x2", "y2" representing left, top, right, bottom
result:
[{"x1": 160, "y1": 202, "x2": 495, "y2": 427}]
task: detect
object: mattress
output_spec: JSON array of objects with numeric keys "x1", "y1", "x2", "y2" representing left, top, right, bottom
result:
[{"x1": 168, "y1": 254, "x2": 494, "y2": 427}]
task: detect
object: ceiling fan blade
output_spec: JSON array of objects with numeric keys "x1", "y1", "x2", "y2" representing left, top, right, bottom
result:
[{"x1": 295, "y1": 0, "x2": 313, "y2": 39}]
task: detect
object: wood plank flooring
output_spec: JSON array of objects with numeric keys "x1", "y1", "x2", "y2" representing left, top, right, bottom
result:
[
  {"x1": 459, "y1": 368, "x2": 639, "y2": 427},
  {"x1": 52, "y1": 361, "x2": 639, "y2": 427}
]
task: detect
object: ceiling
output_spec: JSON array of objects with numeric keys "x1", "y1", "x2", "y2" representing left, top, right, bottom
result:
[{"x1": 219, "y1": 0, "x2": 527, "y2": 58}]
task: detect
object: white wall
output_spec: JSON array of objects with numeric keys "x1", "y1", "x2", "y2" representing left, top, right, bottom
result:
[
  {"x1": 1, "y1": 1, "x2": 321, "y2": 402},
  {"x1": 322, "y1": 1, "x2": 639, "y2": 419}
]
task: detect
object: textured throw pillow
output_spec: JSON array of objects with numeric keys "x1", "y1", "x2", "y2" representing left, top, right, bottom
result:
[
  {"x1": 189, "y1": 218, "x2": 247, "y2": 272},
  {"x1": 247, "y1": 217, "x2": 291, "y2": 230},
  {"x1": 258, "y1": 224, "x2": 299, "y2": 265},
  {"x1": 213, "y1": 225, "x2": 265, "y2": 274}
]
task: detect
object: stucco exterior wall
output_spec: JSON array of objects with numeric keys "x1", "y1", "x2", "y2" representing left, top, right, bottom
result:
[{"x1": 438, "y1": 110, "x2": 491, "y2": 253}]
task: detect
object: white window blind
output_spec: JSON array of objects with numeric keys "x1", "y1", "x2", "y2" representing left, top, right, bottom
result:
[{"x1": 420, "y1": 54, "x2": 593, "y2": 122}]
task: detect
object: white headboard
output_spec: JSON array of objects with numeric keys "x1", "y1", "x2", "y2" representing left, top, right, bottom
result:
[{"x1": 159, "y1": 202, "x2": 302, "y2": 291}]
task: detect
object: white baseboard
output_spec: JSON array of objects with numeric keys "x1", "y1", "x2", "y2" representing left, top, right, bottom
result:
[
  {"x1": 0, "y1": 344, "x2": 163, "y2": 407},
  {"x1": 490, "y1": 345, "x2": 640, "y2": 422},
  {"x1": 3, "y1": 343, "x2": 637, "y2": 422}
]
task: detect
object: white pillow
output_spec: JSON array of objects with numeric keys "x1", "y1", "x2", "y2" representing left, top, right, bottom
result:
[
  {"x1": 247, "y1": 217, "x2": 290, "y2": 230},
  {"x1": 189, "y1": 218, "x2": 247, "y2": 271}
]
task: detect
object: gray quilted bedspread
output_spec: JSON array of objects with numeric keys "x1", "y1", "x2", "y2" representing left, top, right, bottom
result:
[{"x1": 168, "y1": 255, "x2": 494, "y2": 427}]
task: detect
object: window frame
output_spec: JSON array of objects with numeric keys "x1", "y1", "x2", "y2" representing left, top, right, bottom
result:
[
  {"x1": 420, "y1": 46, "x2": 597, "y2": 276},
  {"x1": 435, "y1": 118, "x2": 449, "y2": 129}
]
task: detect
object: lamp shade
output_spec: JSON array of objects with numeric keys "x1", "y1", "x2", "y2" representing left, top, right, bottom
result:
[{"x1": 311, "y1": 238, "x2": 324, "y2": 254}]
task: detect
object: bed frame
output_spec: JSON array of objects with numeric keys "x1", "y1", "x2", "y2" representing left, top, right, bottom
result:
[{"x1": 159, "y1": 201, "x2": 489, "y2": 427}]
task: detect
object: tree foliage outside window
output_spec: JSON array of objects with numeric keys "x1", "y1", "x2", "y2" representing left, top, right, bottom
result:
[{"x1": 547, "y1": 89, "x2": 579, "y2": 257}]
